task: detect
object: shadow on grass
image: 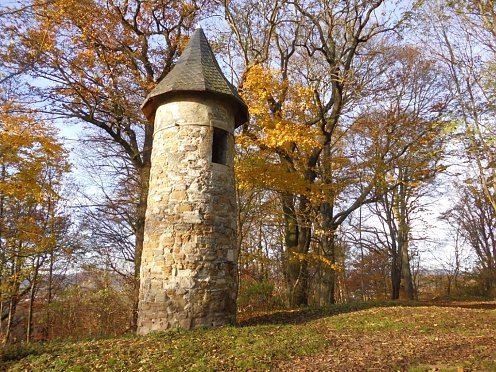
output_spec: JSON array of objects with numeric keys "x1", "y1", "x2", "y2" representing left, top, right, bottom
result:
[
  {"x1": 237, "y1": 300, "x2": 413, "y2": 327},
  {"x1": 237, "y1": 299, "x2": 496, "y2": 327},
  {"x1": 429, "y1": 300, "x2": 496, "y2": 310},
  {"x1": 0, "y1": 343, "x2": 42, "y2": 364}
]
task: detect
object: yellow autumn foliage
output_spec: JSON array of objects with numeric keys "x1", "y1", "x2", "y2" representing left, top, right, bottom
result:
[
  {"x1": 292, "y1": 252, "x2": 342, "y2": 272},
  {"x1": 240, "y1": 64, "x2": 320, "y2": 152},
  {"x1": 237, "y1": 64, "x2": 324, "y2": 200}
]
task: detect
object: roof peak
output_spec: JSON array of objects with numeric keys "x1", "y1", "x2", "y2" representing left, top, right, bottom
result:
[{"x1": 142, "y1": 28, "x2": 248, "y2": 128}]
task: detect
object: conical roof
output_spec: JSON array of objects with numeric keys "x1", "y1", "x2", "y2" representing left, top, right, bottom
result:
[{"x1": 142, "y1": 27, "x2": 248, "y2": 128}]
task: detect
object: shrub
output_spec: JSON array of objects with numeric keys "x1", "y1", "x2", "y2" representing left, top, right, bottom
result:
[{"x1": 238, "y1": 278, "x2": 285, "y2": 312}]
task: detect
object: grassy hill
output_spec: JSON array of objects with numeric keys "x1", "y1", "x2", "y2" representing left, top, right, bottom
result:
[{"x1": 2, "y1": 301, "x2": 495, "y2": 371}]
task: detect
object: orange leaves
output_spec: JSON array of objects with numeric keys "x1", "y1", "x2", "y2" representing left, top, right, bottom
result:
[
  {"x1": 0, "y1": 102, "x2": 69, "y2": 203},
  {"x1": 236, "y1": 61, "x2": 349, "y2": 202},
  {"x1": 235, "y1": 153, "x2": 345, "y2": 204},
  {"x1": 75, "y1": 49, "x2": 97, "y2": 70},
  {"x1": 25, "y1": 27, "x2": 56, "y2": 54},
  {"x1": 5, "y1": 0, "x2": 202, "y2": 116},
  {"x1": 180, "y1": 2, "x2": 199, "y2": 18}
]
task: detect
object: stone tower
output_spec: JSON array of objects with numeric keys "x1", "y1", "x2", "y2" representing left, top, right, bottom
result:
[{"x1": 137, "y1": 27, "x2": 248, "y2": 335}]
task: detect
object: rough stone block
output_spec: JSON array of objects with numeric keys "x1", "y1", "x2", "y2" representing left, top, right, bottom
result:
[
  {"x1": 170, "y1": 191, "x2": 188, "y2": 200},
  {"x1": 176, "y1": 204, "x2": 193, "y2": 212}
]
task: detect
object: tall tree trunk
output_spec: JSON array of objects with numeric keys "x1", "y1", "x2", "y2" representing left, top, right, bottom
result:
[
  {"x1": 382, "y1": 187, "x2": 405, "y2": 300},
  {"x1": 26, "y1": 261, "x2": 39, "y2": 343},
  {"x1": 321, "y1": 239, "x2": 336, "y2": 305},
  {"x1": 320, "y1": 202, "x2": 336, "y2": 305},
  {"x1": 359, "y1": 208, "x2": 366, "y2": 301},
  {"x1": 322, "y1": 269, "x2": 336, "y2": 305},
  {"x1": 400, "y1": 243, "x2": 414, "y2": 300},
  {"x1": 295, "y1": 221, "x2": 311, "y2": 306},
  {"x1": 42, "y1": 250, "x2": 55, "y2": 340},
  {"x1": 4, "y1": 258, "x2": 19, "y2": 344},
  {"x1": 281, "y1": 193, "x2": 298, "y2": 306},
  {"x1": 390, "y1": 219, "x2": 401, "y2": 300},
  {"x1": 281, "y1": 193, "x2": 310, "y2": 307},
  {"x1": 132, "y1": 128, "x2": 152, "y2": 332},
  {"x1": 391, "y1": 253, "x2": 401, "y2": 300},
  {"x1": 4, "y1": 298, "x2": 15, "y2": 344},
  {"x1": 398, "y1": 180, "x2": 414, "y2": 300},
  {"x1": 132, "y1": 166, "x2": 150, "y2": 332},
  {"x1": 0, "y1": 165, "x2": 4, "y2": 338}
]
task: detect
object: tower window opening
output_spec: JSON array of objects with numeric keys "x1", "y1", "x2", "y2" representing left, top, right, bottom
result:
[{"x1": 212, "y1": 128, "x2": 228, "y2": 165}]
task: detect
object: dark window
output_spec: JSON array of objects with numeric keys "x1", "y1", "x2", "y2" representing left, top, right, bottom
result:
[{"x1": 212, "y1": 127, "x2": 228, "y2": 165}]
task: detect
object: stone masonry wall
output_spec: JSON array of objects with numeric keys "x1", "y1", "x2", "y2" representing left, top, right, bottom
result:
[{"x1": 137, "y1": 94, "x2": 238, "y2": 335}]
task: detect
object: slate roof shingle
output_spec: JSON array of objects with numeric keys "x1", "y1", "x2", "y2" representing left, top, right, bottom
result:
[{"x1": 142, "y1": 27, "x2": 249, "y2": 128}]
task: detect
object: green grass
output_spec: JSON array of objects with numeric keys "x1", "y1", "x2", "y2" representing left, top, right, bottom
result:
[
  {"x1": 1, "y1": 323, "x2": 329, "y2": 371},
  {"x1": 2, "y1": 301, "x2": 495, "y2": 371}
]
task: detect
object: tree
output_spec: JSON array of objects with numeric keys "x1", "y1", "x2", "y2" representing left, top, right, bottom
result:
[
  {"x1": 75, "y1": 144, "x2": 139, "y2": 282},
  {"x1": 415, "y1": 0, "x2": 496, "y2": 295},
  {"x1": 445, "y1": 183, "x2": 496, "y2": 293},
  {"x1": 0, "y1": 0, "x2": 205, "y2": 329},
  {"x1": 430, "y1": 225, "x2": 467, "y2": 298},
  {"x1": 420, "y1": 1, "x2": 496, "y2": 214},
  {"x1": 345, "y1": 247, "x2": 390, "y2": 301},
  {"x1": 238, "y1": 63, "x2": 325, "y2": 306},
  {"x1": 349, "y1": 43, "x2": 450, "y2": 300},
  {"x1": 225, "y1": 0, "x2": 420, "y2": 305},
  {"x1": 0, "y1": 99, "x2": 69, "y2": 343}
]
